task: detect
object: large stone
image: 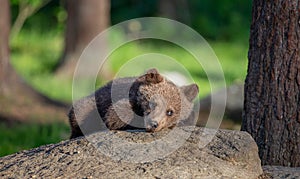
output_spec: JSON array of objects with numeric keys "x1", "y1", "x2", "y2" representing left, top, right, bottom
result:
[
  {"x1": 198, "y1": 83, "x2": 244, "y2": 129},
  {"x1": 0, "y1": 127, "x2": 262, "y2": 178},
  {"x1": 263, "y1": 165, "x2": 300, "y2": 179}
]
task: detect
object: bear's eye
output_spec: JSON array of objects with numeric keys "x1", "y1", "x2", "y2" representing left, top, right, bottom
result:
[{"x1": 166, "y1": 109, "x2": 173, "y2": 116}]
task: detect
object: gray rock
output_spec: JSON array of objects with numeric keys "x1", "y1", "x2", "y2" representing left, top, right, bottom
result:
[
  {"x1": 197, "y1": 83, "x2": 244, "y2": 129},
  {"x1": 200, "y1": 83, "x2": 244, "y2": 122},
  {"x1": 263, "y1": 165, "x2": 300, "y2": 179},
  {"x1": 0, "y1": 127, "x2": 262, "y2": 179}
]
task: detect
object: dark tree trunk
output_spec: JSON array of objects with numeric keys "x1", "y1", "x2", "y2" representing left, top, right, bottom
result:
[
  {"x1": 0, "y1": 0, "x2": 11, "y2": 91},
  {"x1": 242, "y1": 0, "x2": 300, "y2": 167},
  {"x1": 56, "y1": 0, "x2": 111, "y2": 78},
  {"x1": 0, "y1": 0, "x2": 67, "y2": 122}
]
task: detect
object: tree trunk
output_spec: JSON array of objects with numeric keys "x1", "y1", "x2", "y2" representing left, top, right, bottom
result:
[
  {"x1": 0, "y1": 0, "x2": 11, "y2": 89},
  {"x1": 242, "y1": 0, "x2": 300, "y2": 167},
  {"x1": 0, "y1": 0, "x2": 67, "y2": 123},
  {"x1": 55, "y1": 0, "x2": 111, "y2": 78}
]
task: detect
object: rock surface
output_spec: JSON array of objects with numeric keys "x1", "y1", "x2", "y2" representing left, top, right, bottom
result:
[
  {"x1": 198, "y1": 83, "x2": 244, "y2": 129},
  {"x1": 263, "y1": 165, "x2": 300, "y2": 179},
  {"x1": 0, "y1": 127, "x2": 262, "y2": 178}
]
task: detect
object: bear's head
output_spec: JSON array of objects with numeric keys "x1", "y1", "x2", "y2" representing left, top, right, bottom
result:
[{"x1": 133, "y1": 68, "x2": 199, "y2": 132}]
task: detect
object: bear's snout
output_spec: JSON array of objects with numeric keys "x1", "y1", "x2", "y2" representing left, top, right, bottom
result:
[{"x1": 146, "y1": 121, "x2": 158, "y2": 132}]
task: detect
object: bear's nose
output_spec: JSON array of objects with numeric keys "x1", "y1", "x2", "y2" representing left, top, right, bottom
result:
[
  {"x1": 150, "y1": 121, "x2": 158, "y2": 129},
  {"x1": 145, "y1": 121, "x2": 159, "y2": 132}
]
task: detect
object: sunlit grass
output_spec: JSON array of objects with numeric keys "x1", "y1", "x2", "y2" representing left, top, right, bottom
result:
[
  {"x1": 10, "y1": 31, "x2": 248, "y2": 101},
  {"x1": 10, "y1": 30, "x2": 247, "y2": 102},
  {"x1": 10, "y1": 30, "x2": 63, "y2": 76},
  {"x1": 108, "y1": 40, "x2": 247, "y2": 97},
  {"x1": 0, "y1": 122, "x2": 69, "y2": 157}
]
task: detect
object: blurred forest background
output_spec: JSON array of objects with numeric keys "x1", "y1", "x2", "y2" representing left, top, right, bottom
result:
[{"x1": 1, "y1": 0, "x2": 252, "y2": 156}]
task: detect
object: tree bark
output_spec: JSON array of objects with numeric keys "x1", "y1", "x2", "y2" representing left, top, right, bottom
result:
[
  {"x1": 0, "y1": 0, "x2": 67, "y2": 123},
  {"x1": 242, "y1": 0, "x2": 300, "y2": 167},
  {"x1": 55, "y1": 0, "x2": 111, "y2": 78}
]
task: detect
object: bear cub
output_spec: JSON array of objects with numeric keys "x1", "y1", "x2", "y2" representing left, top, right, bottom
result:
[{"x1": 69, "y1": 68, "x2": 199, "y2": 139}]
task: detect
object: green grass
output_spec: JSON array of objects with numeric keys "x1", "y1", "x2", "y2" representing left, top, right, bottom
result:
[
  {"x1": 11, "y1": 30, "x2": 63, "y2": 77},
  {"x1": 0, "y1": 122, "x2": 69, "y2": 157},
  {"x1": 10, "y1": 30, "x2": 73, "y2": 102},
  {"x1": 4, "y1": 30, "x2": 248, "y2": 157},
  {"x1": 106, "y1": 40, "x2": 247, "y2": 97},
  {"x1": 11, "y1": 30, "x2": 248, "y2": 101}
]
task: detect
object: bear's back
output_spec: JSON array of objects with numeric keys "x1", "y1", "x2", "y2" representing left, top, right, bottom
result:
[{"x1": 94, "y1": 77, "x2": 138, "y2": 118}]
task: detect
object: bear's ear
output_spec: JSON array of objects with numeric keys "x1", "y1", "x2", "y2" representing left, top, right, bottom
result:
[
  {"x1": 181, "y1": 84, "x2": 199, "y2": 102},
  {"x1": 137, "y1": 68, "x2": 164, "y2": 84}
]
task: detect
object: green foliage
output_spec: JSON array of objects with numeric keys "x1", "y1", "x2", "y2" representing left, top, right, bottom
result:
[
  {"x1": 110, "y1": 0, "x2": 252, "y2": 41},
  {"x1": 0, "y1": 122, "x2": 69, "y2": 157},
  {"x1": 107, "y1": 39, "x2": 247, "y2": 97},
  {"x1": 10, "y1": 0, "x2": 66, "y2": 33},
  {"x1": 10, "y1": 30, "x2": 73, "y2": 102},
  {"x1": 11, "y1": 30, "x2": 247, "y2": 101},
  {"x1": 111, "y1": 0, "x2": 158, "y2": 24},
  {"x1": 11, "y1": 0, "x2": 251, "y2": 41},
  {"x1": 11, "y1": 0, "x2": 42, "y2": 6},
  {"x1": 190, "y1": 0, "x2": 252, "y2": 41},
  {"x1": 11, "y1": 30, "x2": 63, "y2": 75}
]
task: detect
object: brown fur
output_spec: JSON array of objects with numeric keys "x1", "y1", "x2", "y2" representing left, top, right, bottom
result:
[{"x1": 68, "y1": 68, "x2": 199, "y2": 138}]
